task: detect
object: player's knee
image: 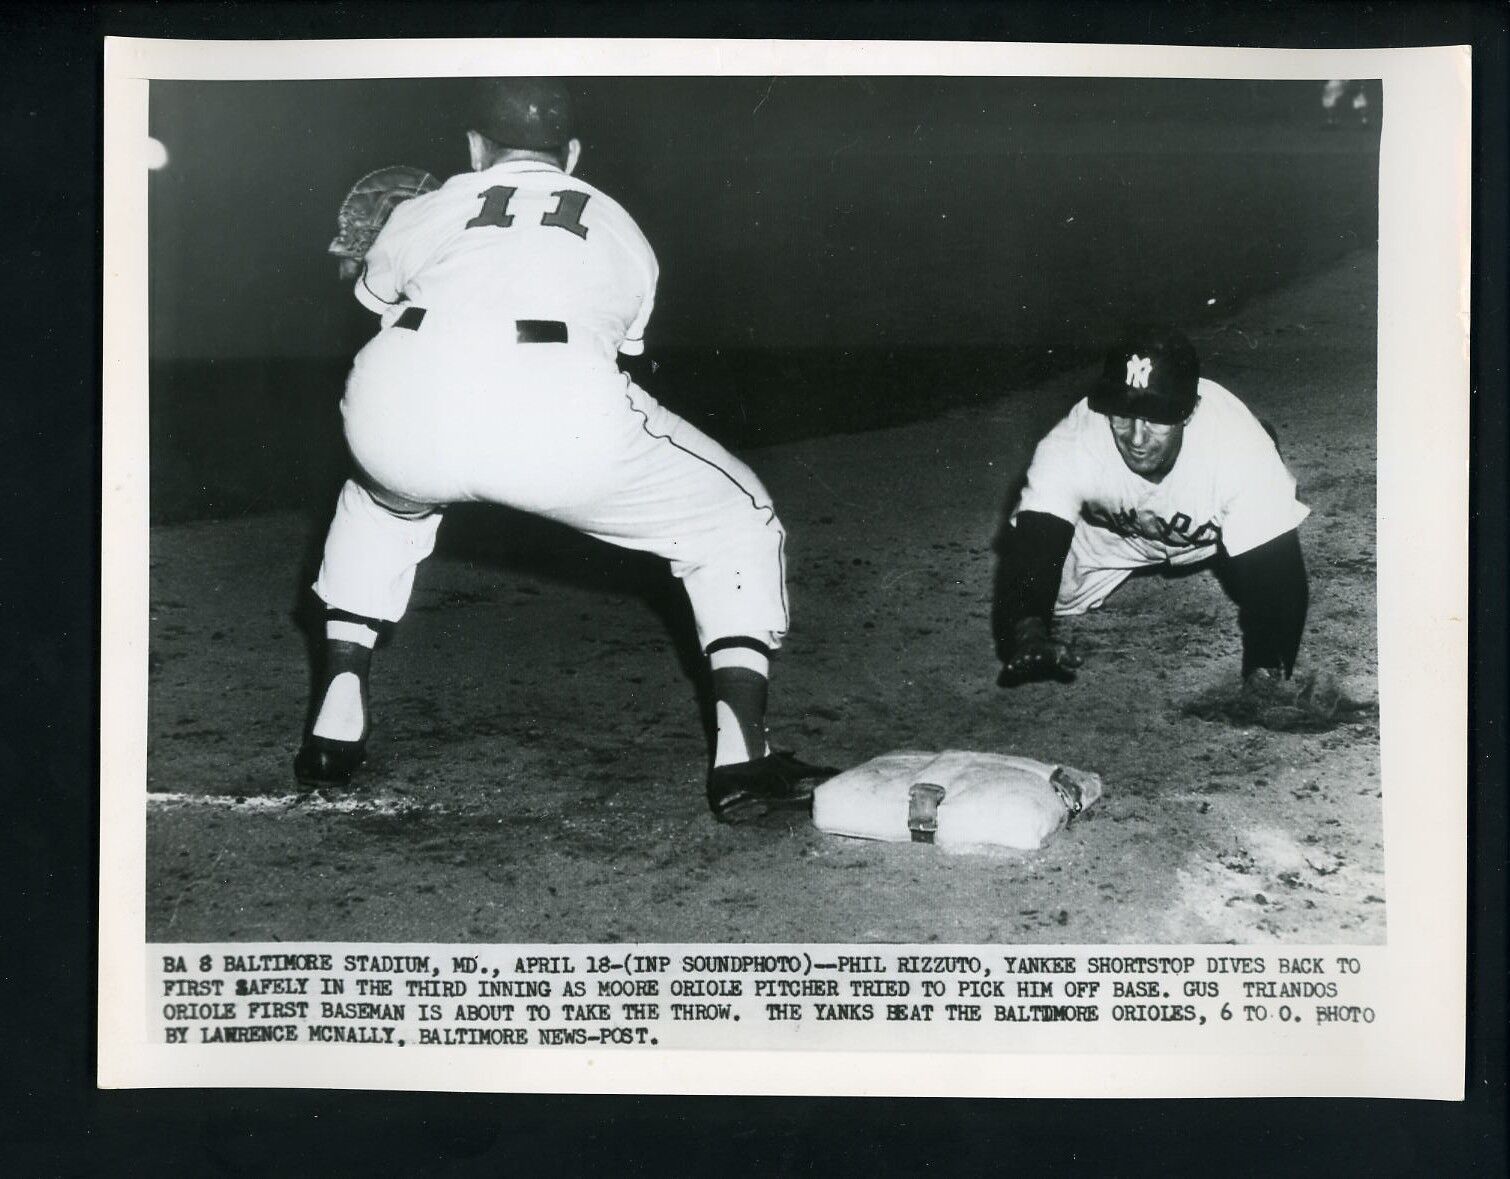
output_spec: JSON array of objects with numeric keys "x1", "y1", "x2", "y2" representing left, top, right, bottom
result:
[
  {"x1": 732, "y1": 506, "x2": 786, "y2": 568},
  {"x1": 678, "y1": 507, "x2": 785, "y2": 598},
  {"x1": 347, "y1": 478, "x2": 439, "y2": 520}
]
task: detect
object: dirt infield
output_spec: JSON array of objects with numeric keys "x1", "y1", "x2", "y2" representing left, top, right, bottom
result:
[{"x1": 145, "y1": 249, "x2": 1381, "y2": 945}]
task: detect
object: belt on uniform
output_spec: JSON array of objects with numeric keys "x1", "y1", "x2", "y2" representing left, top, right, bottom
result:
[{"x1": 394, "y1": 306, "x2": 568, "y2": 343}]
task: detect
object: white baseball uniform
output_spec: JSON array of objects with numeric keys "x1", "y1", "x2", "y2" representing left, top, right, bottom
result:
[
  {"x1": 312, "y1": 158, "x2": 790, "y2": 651},
  {"x1": 1014, "y1": 378, "x2": 1309, "y2": 615}
]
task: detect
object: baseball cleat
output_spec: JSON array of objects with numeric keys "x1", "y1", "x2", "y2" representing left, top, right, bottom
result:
[
  {"x1": 707, "y1": 751, "x2": 838, "y2": 824},
  {"x1": 293, "y1": 735, "x2": 367, "y2": 789}
]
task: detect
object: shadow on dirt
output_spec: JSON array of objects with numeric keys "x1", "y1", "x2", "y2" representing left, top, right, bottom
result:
[{"x1": 1181, "y1": 670, "x2": 1378, "y2": 734}]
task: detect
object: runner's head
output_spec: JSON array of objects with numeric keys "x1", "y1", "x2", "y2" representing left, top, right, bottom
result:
[{"x1": 1088, "y1": 324, "x2": 1200, "y2": 481}]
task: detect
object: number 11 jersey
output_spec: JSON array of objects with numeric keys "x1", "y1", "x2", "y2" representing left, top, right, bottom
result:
[{"x1": 356, "y1": 159, "x2": 660, "y2": 362}]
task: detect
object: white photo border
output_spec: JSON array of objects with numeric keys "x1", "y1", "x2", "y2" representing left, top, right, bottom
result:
[{"x1": 100, "y1": 38, "x2": 1470, "y2": 1098}]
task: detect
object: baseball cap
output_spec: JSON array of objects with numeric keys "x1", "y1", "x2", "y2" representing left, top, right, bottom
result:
[
  {"x1": 1087, "y1": 324, "x2": 1200, "y2": 425},
  {"x1": 467, "y1": 78, "x2": 575, "y2": 150}
]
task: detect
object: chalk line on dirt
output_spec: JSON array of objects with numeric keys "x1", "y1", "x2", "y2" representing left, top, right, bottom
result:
[{"x1": 147, "y1": 791, "x2": 438, "y2": 818}]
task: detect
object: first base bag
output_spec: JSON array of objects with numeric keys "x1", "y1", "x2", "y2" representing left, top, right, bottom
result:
[{"x1": 812, "y1": 750, "x2": 1103, "y2": 851}]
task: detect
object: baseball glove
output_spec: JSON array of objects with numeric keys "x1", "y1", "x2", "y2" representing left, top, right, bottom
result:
[{"x1": 327, "y1": 165, "x2": 441, "y2": 277}]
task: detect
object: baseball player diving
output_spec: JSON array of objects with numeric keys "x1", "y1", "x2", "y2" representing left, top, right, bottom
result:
[
  {"x1": 296, "y1": 78, "x2": 833, "y2": 822},
  {"x1": 993, "y1": 325, "x2": 1310, "y2": 688}
]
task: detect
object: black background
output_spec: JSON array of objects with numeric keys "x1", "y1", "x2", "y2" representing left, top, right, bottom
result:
[
  {"x1": 145, "y1": 73, "x2": 1381, "y2": 523},
  {"x1": 147, "y1": 75, "x2": 1374, "y2": 361},
  {"x1": 5, "y1": 2, "x2": 1506, "y2": 1173}
]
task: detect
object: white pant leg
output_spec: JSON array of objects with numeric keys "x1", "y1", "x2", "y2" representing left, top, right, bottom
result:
[
  {"x1": 1053, "y1": 518, "x2": 1142, "y2": 617},
  {"x1": 1053, "y1": 519, "x2": 1220, "y2": 616},
  {"x1": 539, "y1": 383, "x2": 790, "y2": 651},
  {"x1": 312, "y1": 480, "x2": 443, "y2": 623},
  {"x1": 340, "y1": 326, "x2": 787, "y2": 649}
]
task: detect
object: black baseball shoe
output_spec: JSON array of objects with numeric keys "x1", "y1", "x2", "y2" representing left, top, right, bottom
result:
[
  {"x1": 293, "y1": 735, "x2": 367, "y2": 789},
  {"x1": 707, "y1": 751, "x2": 838, "y2": 824}
]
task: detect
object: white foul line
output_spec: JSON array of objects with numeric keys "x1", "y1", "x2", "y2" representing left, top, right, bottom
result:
[{"x1": 146, "y1": 791, "x2": 433, "y2": 817}]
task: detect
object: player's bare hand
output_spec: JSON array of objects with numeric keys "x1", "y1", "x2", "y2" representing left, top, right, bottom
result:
[{"x1": 997, "y1": 618, "x2": 1082, "y2": 687}]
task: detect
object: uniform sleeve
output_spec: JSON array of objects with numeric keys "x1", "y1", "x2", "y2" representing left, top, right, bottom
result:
[
  {"x1": 1217, "y1": 432, "x2": 1311, "y2": 557},
  {"x1": 351, "y1": 202, "x2": 415, "y2": 314},
  {"x1": 1216, "y1": 528, "x2": 1308, "y2": 677},
  {"x1": 992, "y1": 510, "x2": 1076, "y2": 653},
  {"x1": 618, "y1": 230, "x2": 659, "y2": 356},
  {"x1": 1014, "y1": 404, "x2": 1093, "y2": 525},
  {"x1": 619, "y1": 285, "x2": 655, "y2": 356}
]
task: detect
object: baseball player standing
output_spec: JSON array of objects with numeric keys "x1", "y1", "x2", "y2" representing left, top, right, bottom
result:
[
  {"x1": 993, "y1": 325, "x2": 1310, "y2": 686},
  {"x1": 296, "y1": 79, "x2": 833, "y2": 822}
]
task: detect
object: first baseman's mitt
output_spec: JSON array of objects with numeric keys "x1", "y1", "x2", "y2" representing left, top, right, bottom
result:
[{"x1": 327, "y1": 165, "x2": 441, "y2": 274}]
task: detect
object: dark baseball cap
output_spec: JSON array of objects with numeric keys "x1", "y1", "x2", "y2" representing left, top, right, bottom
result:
[
  {"x1": 467, "y1": 77, "x2": 575, "y2": 150},
  {"x1": 1087, "y1": 324, "x2": 1200, "y2": 425}
]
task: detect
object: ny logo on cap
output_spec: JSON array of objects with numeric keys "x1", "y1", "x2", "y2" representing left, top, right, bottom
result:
[{"x1": 1125, "y1": 354, "x2": 1153, "y2": 389}]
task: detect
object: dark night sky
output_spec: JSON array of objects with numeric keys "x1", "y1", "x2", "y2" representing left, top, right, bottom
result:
[{"x1": 148, "y1": 76, "x2": 1377, "y2": 361}]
